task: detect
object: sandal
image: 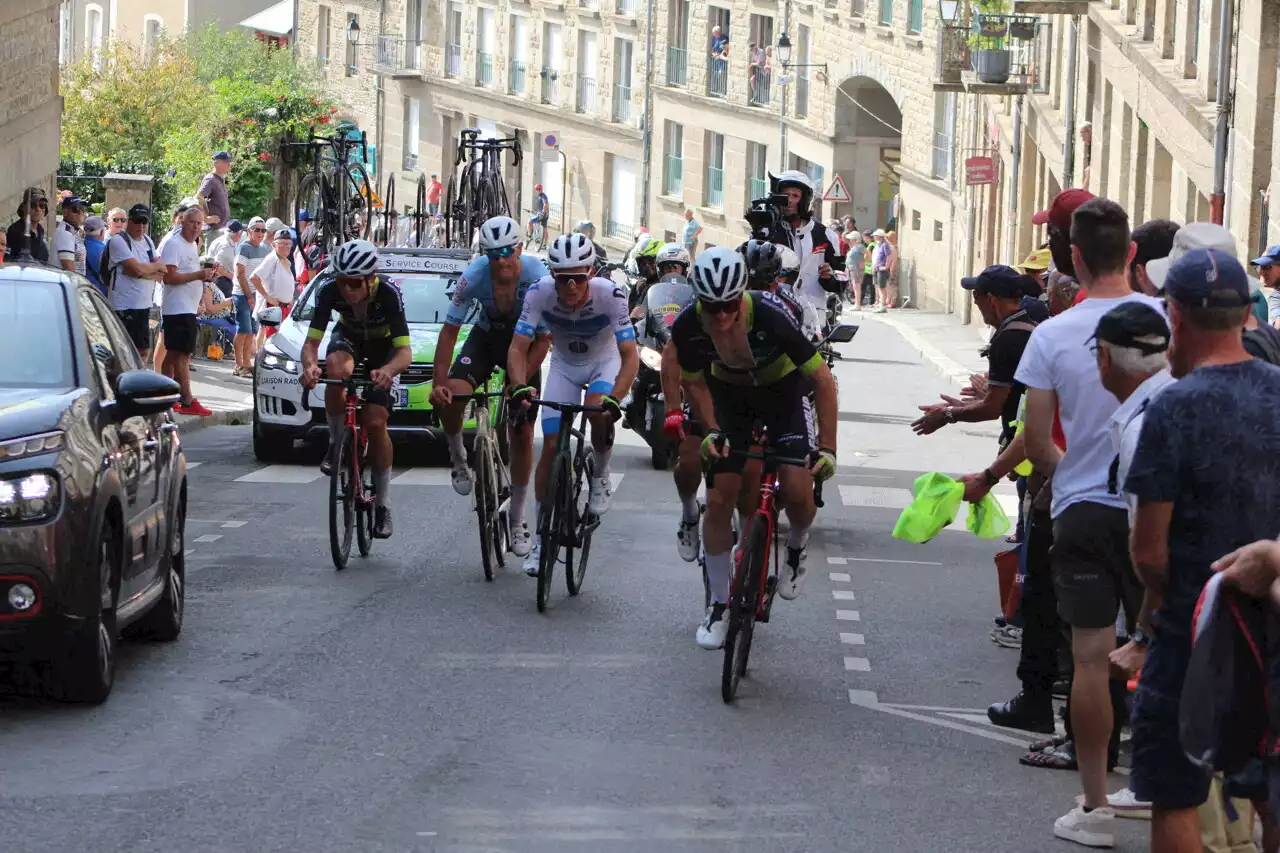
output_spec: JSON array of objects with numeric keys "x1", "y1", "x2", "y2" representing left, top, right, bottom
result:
[
  {"x1": 1020, "y1": 741, "x2": 1077, "y2": 770},
  {"x1": 1028, "y1": 734, "x2": 1069, "y2": 752}
]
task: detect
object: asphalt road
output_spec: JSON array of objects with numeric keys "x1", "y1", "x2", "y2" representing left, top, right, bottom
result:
[{"x1": 0, "y1": 316, "x2": 1149, "y2": 852}]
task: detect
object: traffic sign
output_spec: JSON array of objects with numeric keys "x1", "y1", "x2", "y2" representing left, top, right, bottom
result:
[
  {"x1": 965, "y1": 156, "x2": 996, "y2": 185},
  {"x1": 540, "y1": 132, "x2": 560, "y2": 162},
  {"x1": 822, "y1": 174, "x2": 851, "y2": 203}
]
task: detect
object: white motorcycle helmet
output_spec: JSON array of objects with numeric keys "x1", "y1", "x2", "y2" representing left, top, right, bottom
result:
[
  {"x1": 655, "y1": 242, "x2": 691, "y2": 275},
  {"x1": 774, "y1": 169, "x2": 815, "y2": 216}
]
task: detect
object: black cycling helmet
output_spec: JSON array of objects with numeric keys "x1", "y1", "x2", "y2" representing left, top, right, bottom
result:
[{"x1": 740, "y1": 239, "x2": 784, "y2": 286}]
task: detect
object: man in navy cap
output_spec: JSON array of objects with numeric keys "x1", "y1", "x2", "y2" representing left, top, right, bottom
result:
[
  {"x1": 1125, "y1": 247, "x2": 1280, "y2": 850},
  {"x1": 198, "y1": 151, "x2": 233, "y2": 240},
  {"x1": 1249, "y1": 243, "x2": 1280, "y2": 326},
  {"x1": 54, "y1": 196, "x2": 88, "y2": 277}
]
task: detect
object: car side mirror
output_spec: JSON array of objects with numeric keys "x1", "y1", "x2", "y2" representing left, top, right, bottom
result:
[
  {"x1": 115, "y1": 369, "x2": 181, "y2": 417},
  {"x1": 258, "y1": 306, "x2": 284, "y2": 328},
  {"x1": 824, "y1": 323, "x2": 859, "y2": 344}
]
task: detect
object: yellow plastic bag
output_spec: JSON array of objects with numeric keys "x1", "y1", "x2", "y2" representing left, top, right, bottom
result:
[
  {"x1": 966, "y1": 493, "x2": 1011, "y2": 539},
  {"x1": 891, "y1": 472, "x2": 964, "y2": 543}
]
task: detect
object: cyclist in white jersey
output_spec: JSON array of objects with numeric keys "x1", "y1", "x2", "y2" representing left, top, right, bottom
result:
[{"x1": 507, "y1": 233, "x2": 639, "y2": 575}]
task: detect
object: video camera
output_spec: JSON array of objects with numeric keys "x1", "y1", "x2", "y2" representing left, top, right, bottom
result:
[{"x1": 744, "y1": 192, "x2": 791, "y2": 243}]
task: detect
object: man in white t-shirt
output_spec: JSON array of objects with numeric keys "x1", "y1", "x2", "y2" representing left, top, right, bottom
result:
[
  {"x1": 161, "y1": 207, "x2": 217, "y2": 416},
  {"x1": 233, "y1": 217, "x2": 271, "y2": 375},
  {"x1": 1015, "y1": 194, "x2": 1165, "y2": 848},
  {"x1": 54, "y1": 196, "x2": 88, "y2": 277},
  {"x1": 106, "y1": 203, "x2": 166, "y2": 361}
]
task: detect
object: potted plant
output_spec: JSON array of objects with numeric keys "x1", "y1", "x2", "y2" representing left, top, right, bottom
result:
[
  {"x1": 1008, "y1": 14, "x2": 1037, "y2": 39},
  {"x1": 969, "y1": 0, "x2": 1011, "y2": 84}
]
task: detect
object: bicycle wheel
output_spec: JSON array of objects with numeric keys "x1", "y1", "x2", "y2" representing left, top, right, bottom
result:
[
  {"x1": 536, "y1": 452, "x2": 569, "y2": 612},
  {"x1": 381, "y1": 173, "x2": 397, "y2": 247},
  {"x1": 443, "y1": 173, "x2": 458, "y2": 248},
  {"x1": 565, "y1": 451, "x2": 592, "y2": 596},
  {"x1": 328, "y1": 429, "x2": 355, "y2": 570},
  {"x1": 474, "y1": 437, "x2": 496, "y2": 582},
  {"x1": 414, "y1": 175, "x2": 427, "y2": 246},
  {"x1": 296, "y1": 173, "x2": 325, "y2": 250},
  {"x1": 342, "y1": 164, "x2": 373, "y2": 241},
  {"x1": 722, "y1": 513, "x2": 768, "y2": 703},
  {"x1": 355, "y1": 443, "x2": 375, "y2": 557}
]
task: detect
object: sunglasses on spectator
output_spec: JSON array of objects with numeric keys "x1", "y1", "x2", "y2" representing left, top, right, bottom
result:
[
  {"x1": 485, "y1": 246, "x2": 517, "y2": 260},
  {"x1": 699, "y1": 298, "x2": 740, "y2": 315},
  {"x1": 110, "y1": 217, "x2": 127, "y2": 223},
  {"x1": 553, "y1": 271, "x2": 591, "y2": 286},
  {"x1": 250, "y1": 227, "x2": 267, "y2": 233}
]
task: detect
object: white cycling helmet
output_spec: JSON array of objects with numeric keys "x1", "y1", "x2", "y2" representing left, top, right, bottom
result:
[
  {"x1": 331, "y1": 239, "x2": 379, "y2": 277},
  {"x1": 778, "y1": 245, "x2": 801, "y2": 282},
  {"x1": 656, "y1": 242, "x2": 690, "y2": 271},
  {"x1": 478, "y1": 215, "x2": 521, "y2": 250},
  {"x1": 547, "y1": 233, "x2": 597, "y2": 271},
  {"x1": 690, "y1": 246, "x2": 748, "y2": 303}
]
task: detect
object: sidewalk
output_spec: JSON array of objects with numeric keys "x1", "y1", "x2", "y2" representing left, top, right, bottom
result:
[
  {"x1": 175, "y1": 356, "x2": 254, "y2": 434},
  {"x1": 850, "y1": 306, "x2": 991, "y2": 389}
]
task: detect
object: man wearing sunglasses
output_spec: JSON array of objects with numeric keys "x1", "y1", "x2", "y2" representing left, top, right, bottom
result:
[
  {"x1": 429, "y1": 216, "x2": 551, "y2": 557},
  {"x1": 668, "y1": 247, "x2": 839, "y2": 650},
  {"x1": 300, "y1": 239, "x2": 412, "y2": 540},
  {"x1": 506, "y1": 233, "x2": 640, "y2": 576}
]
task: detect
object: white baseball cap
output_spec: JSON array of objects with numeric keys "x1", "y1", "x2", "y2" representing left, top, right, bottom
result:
[
  {"x1": 264, "y1": 217, "x2": 288, "y2": 233},
  {"x1": 872, "y1": 228, "x2": 886, "y2": 237},
  {"x1": 1145, "y1": 222, "x2": 1238, "y2": 290}
]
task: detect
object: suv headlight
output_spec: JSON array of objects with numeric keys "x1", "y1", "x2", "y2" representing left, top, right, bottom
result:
[
  {"x1": 0, "y1": 471, "x2": 61, "y2": 522},
  {"x1": 260, "y1": 344, "x2": 300, "y2": 375},
  {"x1": 0, "y1": 431, "x2": 64, "y2": 463}
]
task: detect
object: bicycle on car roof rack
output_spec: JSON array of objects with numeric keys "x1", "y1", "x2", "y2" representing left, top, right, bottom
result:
[
  {"x1": 444, "y1": 128, "x2": 522, "y2": 250},
  {"x1": 286, "y1": 130, "x2": 374, "y2": 256}
]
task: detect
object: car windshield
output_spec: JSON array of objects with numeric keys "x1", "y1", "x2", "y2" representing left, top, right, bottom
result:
[
  {"x1": 293, "y1": 273, "x2": 479, "y2": 325},
  {"x1": 0, "y1": 280, "x2": 74, "y2": 389}
]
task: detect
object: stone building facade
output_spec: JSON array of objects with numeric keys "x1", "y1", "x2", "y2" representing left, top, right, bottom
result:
[{"x1": 4, "y1": 0, "x2": 62, "y2": 228}]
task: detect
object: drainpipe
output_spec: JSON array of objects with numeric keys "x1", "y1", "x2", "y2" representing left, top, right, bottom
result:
[
  {"x1": 1005, "y1": 93, "x2": 1023, "y2": 264},
  {"x1": 291, "y1": 0, "x2": 299, "y2": 57},
  {"x1": 779, "y1": 1, "x2": 790, "y2": 171},
  {"x1": 1209, "y1": 0, "x2": 1233, "y2": 223},
  {"x1": 1062, "y1": 16, "x2": 1079, "y2": 184},
  {"x1": 961, "y1": 99, "x2": 980, "y2": 322},
  {"x1": 639, "y1": 0, "x2": 656, "y2": 227}
]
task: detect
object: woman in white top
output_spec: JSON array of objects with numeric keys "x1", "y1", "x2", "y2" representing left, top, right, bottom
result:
[{"x1": 250, "y1": 229, "x2": 297, "y2": 339}]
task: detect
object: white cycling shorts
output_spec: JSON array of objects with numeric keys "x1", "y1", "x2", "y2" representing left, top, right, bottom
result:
[{"x1": 540, "y1": 352, "x2": 621, "y2": 434}]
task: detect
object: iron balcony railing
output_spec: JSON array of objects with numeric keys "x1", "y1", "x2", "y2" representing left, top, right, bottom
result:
[
  {"x1": 666, "y1": 46, "x2": 688, "y2": 86},
  {"x1": 795, "y1": 73, "x2": 810, "y2": 118},
  {"x1": 613, "y1": 83, "x2": 632, "y2": 122},
  {"x1": 749, "y1": 69, "x2": 772, "y2": 106},
  {"x1": 606, "y1": 220, "x2": 633, "y2": 239},
  {"x1": 577, "y1": 75, "x2": 597, "y2": 113},
  {"x1": 706, "y1": 166, "x2": 724, "y2": 207},
  {"x1": 706, "y1": 56, "x2": 728, "y2": 98},
  {"x1": 748, "y1": 177, "x2": 768, "y2": 201},
  {"x1": 445, "y1": 43, "x2": 461, "y2": 78},
  {"x1": 541, "y1": 67, "x2": 560, "y2": 104},
  {"x1": 665, "y1": 156, "x2": 683, "y2": 195},
  {"x1": 476, "y1": 52, "x2": 494, "y2": 86},
  {"x1": 509, "y1": 60, "x2": 527, "y2": 94}
]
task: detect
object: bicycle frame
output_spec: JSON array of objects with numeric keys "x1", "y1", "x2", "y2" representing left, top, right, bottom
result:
[
  {"x1": 733, "y1": 449, "x2": 809, "y2": 617},
  {"x1": 315, "y1": 377, "x2": 374, "y2": 508}
]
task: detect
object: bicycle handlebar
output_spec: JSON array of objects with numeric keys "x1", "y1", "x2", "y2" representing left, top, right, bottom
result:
[
  {"x1": 720, "y1": 446, "x2": 826, "y2": 506},
  {"x1": 451, "y1": 390, "x2": 506, "y2": 402},
  {"x1": 299, "y1": 376, "x2": 384, "y2": 413},
  {"x1": 529, "y1": 399, "x2": 606, "y2": 415}
]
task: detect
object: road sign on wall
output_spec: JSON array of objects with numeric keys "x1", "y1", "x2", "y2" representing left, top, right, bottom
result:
[
  {"x1": 822, "y1": 174, "x2": 851, "y2": 202},
  {"x1": 965, "y1": 156, "x2": 996, "y2": 185},
  {"x1": 540, "y1": 132, "x2": 561, "y2": 162}
]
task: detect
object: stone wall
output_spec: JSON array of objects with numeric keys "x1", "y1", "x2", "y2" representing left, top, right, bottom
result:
[{"x1": 0, "y1": 0, "x2": 62, "y2": 231}]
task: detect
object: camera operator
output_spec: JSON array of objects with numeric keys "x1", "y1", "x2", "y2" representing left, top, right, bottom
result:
[{"x1": 748, "y1": 171, "x2": 844, "y2": 308}]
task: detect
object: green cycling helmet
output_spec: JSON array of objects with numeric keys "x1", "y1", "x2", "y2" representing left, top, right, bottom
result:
[{"x1": 636, "y1": 238, "x2": 662, "y2": 259}]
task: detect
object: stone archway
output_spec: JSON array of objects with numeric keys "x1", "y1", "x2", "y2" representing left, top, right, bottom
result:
[{"x1": 831, "y1": 74, "x2": 903, "y2": 233}]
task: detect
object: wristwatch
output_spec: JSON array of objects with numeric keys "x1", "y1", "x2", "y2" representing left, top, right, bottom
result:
[
  {"x1": 982, "y1": 468, "x2": 1000, "y2": 487},
  {"x1": 1130, "y1": 626, "x2": 1150, "y2": 647},
  {"x1": 943, "y1": 407, "x2": 957, "y2": 424}
]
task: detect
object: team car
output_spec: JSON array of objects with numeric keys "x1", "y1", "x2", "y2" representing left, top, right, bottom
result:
[{"x1": 251, "y1": 248, "x2": 504, "y2": 461}]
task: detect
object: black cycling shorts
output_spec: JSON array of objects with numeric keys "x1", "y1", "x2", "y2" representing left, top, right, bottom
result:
[
  {"x1": 447, "y1": 323, "x2": 541, "y2": 393},
  {"x1": 325, "y1": 325, "x2": 396, "y2": 411},
  {"x1": 707, "y1": 373, "x2": 815, "y2": 479}
]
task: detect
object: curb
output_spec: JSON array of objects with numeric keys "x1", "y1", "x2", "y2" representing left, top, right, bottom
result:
[
  {"x1": 857, "y1": 311, "x2": 983, "y2": 388},
  {"x1": 176, "y1": 406, "x2": 253, "y2": 436}
]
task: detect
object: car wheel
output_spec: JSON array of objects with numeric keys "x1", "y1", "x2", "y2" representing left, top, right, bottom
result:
[
  {"x1": 133, "y1": 490, "x2": 185, "y2": 642},
  {"x1": 55, "y1": 519, "x2": 120, "y2": 704},
  {"x1": 253, "y1": 410, "x2": 294, "y2": 462}
]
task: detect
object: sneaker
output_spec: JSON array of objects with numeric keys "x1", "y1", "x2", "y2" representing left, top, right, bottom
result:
[
  {"x1": 994, "y1": 625, "x2": 1023, "y2": 648},
  {"x1": 451, "y1": 463, "x2": 473, "y2": 496},
  {"x1": 695, "y1": 603, "x2": 728, "y2": 650},
  {"x1": 1075, "y1": 789, "x2": 1151, "y2": 820},
  {"x1": 987, "y1": 691, "x2": 1055, "y2": 734},
  {"x1": 175, "y1": 399, "x2": 213, "y2": 417},
  {"x1": 509, "y1": 520, "x2": 532, "y2": 557},
  {"x1": 320, "y1": 446, "x2": 337, "y2": 476},
  {"x1": 587, "y1": 475, "x2": 612, "y2": 515},
  {"x1": 676, "y1": 502, "x2": 702, "y2": 563},
  {"x1": 523, "y1": 538, "x2": 541, "y2": 577},
  {"x1": 373, "y1": 505, "x2": 393, "y2": 539},
  {"x1": 1053, "y1": 805, "x2": 1115, "y2": 848},
  {"x1": 777, "y1": 547, "x2": 808, "y2": 600}
]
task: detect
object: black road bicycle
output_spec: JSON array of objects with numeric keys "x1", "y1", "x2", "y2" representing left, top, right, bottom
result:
[
  {"x1": 288, "y1": 130, "x2": 374, "y2": 256},
  {"x1": 444, "y1": 128, "x2": 522, "y2": 249},
  {"x1": 452, "y1": 390, "x2": 510, "y2": 581}
]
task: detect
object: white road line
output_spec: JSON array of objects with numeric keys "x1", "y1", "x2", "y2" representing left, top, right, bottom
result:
[
  {"x1": 848, "y1": 689, "x2": 879, "y2": 705},
  {"x1": 184, "y1": 549, "x2": 195, "y2": 556},
  {"x1": 843, "y1": 657, "x2": 871, "y2": 672},
  {"x1": 185, "y1": 461, "x2": 202, "y2": 469},
  {"x1": 221, "y1": 521, "x2": 247, "y2": 528},
  {"x1": 835, "y1": 609, "x2": 861, "y2": 621},
  {"x1": 832, "y1": 590, "x2": 856, "y2": 601},
  {"x1": 826, "y1": 556, "x2": 848, "y2": 565},
  {"x1": 828, "y1": 572, "x2": 851, "y2": 582},
  {"x1": 391, "y1": 469, "x2": 452, "y2": 486},
  {"x1": 235, "y1": 465, "x2": 324, "y2": 484},
  {"x1": 193, "y1": 534, "x2": 222, "y2": 543},
  {"x1": 848, "y1": 692, "x2": 1032, "y2": 747},
  {"x1": 838, "y1": 484, "x2": 913, "y2": 509},
  {"x1": 609, "y1": 472, "x2": 625, "y2": 491},
  {"x1": 881, "y1": 703, "x2": 992, "y2": 713},
  {"x1": 840, "y1": 633, "x2": 865, "y2": 645},
  {"x1": 843, "y1": 557, "x2": 943, "y2": 566}
]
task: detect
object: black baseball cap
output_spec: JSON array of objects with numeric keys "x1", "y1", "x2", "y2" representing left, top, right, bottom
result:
[
  {"x1": 1090, "y1": 302, "x2": 1170, "y2": 355},
  {"x1": 212, "y1": 151, "x2": 232, "y2": 163},
  {"x1": 127, "y1": 203, "x2": 152, "y2": 222},
  {"x1": 226, "y1": 219, "x2": 244, "y2": 233},
  {"x1": 1164, "y1": 247, "x2": 1251, "y2": 308},
  {"x1": 961, "y1": 264, "x2": 1024, "y2": 298},
  {"x1": 61, "y1": 196, "x2": 87, "y2": 210}
]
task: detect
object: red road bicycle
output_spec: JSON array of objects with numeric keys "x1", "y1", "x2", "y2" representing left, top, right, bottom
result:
[{"x1": 305, "y1": 375, "x2": 382, "y2": 570}]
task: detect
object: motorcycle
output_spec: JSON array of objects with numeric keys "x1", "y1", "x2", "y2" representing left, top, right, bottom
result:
[{"x1": 624, "y1": 274, "x2": 694, "y2": 470}]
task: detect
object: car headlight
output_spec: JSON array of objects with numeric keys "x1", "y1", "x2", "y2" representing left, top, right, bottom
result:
[
  {"x1": 0, "y1": 471, "x2": 60, "y2": 522},
  {"x1": 638, "y1": 346, "x2": 663, "y2": 371},
  {"x1": 260, "y1": 346, "x2": 300, "y2": 375},
  {"x1": 0, "y1": 431, "x2": 64, "y2": 462}
]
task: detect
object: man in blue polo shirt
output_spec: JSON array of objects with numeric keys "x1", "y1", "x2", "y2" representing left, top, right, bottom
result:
[{"x1": 1249, "y1": 244, "x2": 1280, "y2": 325}]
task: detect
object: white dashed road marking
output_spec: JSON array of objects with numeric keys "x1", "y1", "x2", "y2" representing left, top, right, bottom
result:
[
  {"x1": 235, "y1": 465, "x2": 324, "y2": 484},
  {"x1": 836, "y1": 610, "x2": 861, "y2": 621},
  {"x1": 840, "y1": 633, "x2": 865, "y2": 645},
  {"x1": 221, "y1": 521, "x2": 247, "y2": 528},
  {"x1": 828, "y1": 572, "x2": 851, "y2": 582},
  {"x1": 832, "y1": 590, "x2": 856, "y2": 600},
  {"x1": 826, "y1": 556, "x2": 848, "y2": 565},
  {"x1": 843, "y1": 657, "x2": 871, "y2": 672},
  {"x1": 193, "y1": 534, "x2": 222, "y2": 543},
  {"x1": 844, "y1": 557, "x2": 943, "y2": 566}
]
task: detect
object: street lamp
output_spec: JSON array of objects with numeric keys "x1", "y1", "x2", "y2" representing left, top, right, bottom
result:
[
  {"x1": 776, "y1": 32, "x2": 793, "y2": 67},
  {"x1": 347, "y1": 17, "x2": 360, "y2": 45},
  {"x1": 938, "y1": 0, "x2": 960, "y2": 23}
]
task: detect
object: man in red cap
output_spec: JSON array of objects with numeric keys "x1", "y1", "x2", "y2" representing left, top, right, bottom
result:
[{"x1": 1034, "y1": 188, "x2": 1094, "y2": 280}]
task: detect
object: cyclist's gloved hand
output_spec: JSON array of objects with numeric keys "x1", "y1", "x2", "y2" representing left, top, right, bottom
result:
[
  {"x1": 301, "y1": 365, "x2": 322, "y2": 389},
  {"x1": 662, "y1": 410, "x2": 686, "y2": 441},
  {"x1": 811, "y1": 447, "x2": 837, "y2": 482},
  {"x1": 700, "y1": 430, "x2": 729, "y2": 463},
  {"x1": 600, "y1": 395, "x2": 623, "y2": 422}
]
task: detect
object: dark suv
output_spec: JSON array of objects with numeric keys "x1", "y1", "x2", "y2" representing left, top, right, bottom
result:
[{"x1": 0, "y1": 264, "x2": 188, "y2": 703}]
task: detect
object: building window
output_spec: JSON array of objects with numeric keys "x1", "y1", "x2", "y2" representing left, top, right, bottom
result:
[
  {"x1": 541, "y1": 22, "x2": 562, "y2": 103},
  {"x1": 404, "y1": 0, "x2": 424, "y2": 69},
  {"x1": 706, "y1": 6, "x2": 730, "y2": 98},
  {"x1": 851, "y1": 0, "x2": 866, "y2": 14},
  {"x1": 476, "y1": 8, "x2": 495, "y2": 85},
  {"x1": 747, "y1": 142, "x2": 768, "y2": 203},
  {"x1": 907, "y1": 0, "x2": 923, "y2": 33},
  {"x1": 613, "y1": 39, "x2": 634, "y2": 122},
  {"x1": 666, "y1": 0, "x2": 690, "y2": 86},
  {"x1": 577, "y1": 30, "x2": 598, "y2": 114},
  {"x1": 608, "y1": 155, "x2": 637, "y2": 239},
  {"x1": 705, "y1": 132, "x2": 725, "y2": 208},
  {"x1": 345, "y1": 12, "x2": 358, "y2": 75},
  {"x1": 402, "y1": 97, "x2": 420, "y2": 170},
  {"x1": 509, "y1": 15, "x2": 529, "y2": 94},
  {"x1": 748, "y1": 14, "x2": 774, "y2": 107},
  {"x1": 1189, "y1": 0, "x2": 1200, "y2": 69},
  {"x1": 85, "y1": 4, "x2": 105, "y2": 69},
  {"x1": 317, "y1": 5, "x2": 331, "y2": 64},
  {"x1": 932, "y1": 92, "x2": 955, "y2": 181},
  {"x1": 143, "y1": 15, "x2": 163, "y2": 62},
  {"x1": 795, "y1": 25, "x2": 811, "y2": 118},
  {"x1": 665, "y1": 121, "x2": 684, "y2": 196},
  {"x1": 445, "y1": 3, "x2": 462, "y2": 78},
  {"x1": 879, "y1": 0, "x2": 893, "y2": 25}
]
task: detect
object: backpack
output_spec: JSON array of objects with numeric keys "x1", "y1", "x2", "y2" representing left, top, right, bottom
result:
[
  {"x1": 102, "y1": 233, "x2": 155, "y2": 295},
  {"x1": 1243, "y1": 325, "x2": 1280, "y2": 366}
]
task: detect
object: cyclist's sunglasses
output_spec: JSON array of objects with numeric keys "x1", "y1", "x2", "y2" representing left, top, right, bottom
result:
[
  {"x1": 553, "y1": 271, "x2": 591, "y2": 286},
  {"x1": 337, "y1": 277, "x2": 369, "y2": 291},
  {"x1": 485, "y1": 246, "x2": 517, "y2": 260},
  {"x1": 699, "y1": 298, "x2": 740, "y2": 315}
]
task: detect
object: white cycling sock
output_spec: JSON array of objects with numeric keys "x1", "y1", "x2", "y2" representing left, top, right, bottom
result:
[
  {"x1": 372, "y1": 467, "x2": 391, "y2": 508},
  {"x1": 326, "y1": 415, "x2": 343, "y2": 447},
  {"x1": 593, "y1": 447, "x2": 612, "y2": 477},
  {"x1": 786, "y1": 524, "x2": 810, "y2": 552},
  {"x1": 680, "y1": 494, "x2": 700, "y2": 524},
  {"x1": 510, "y1": 483, "x2": 528, "y2": 524},
  {"x1": 705, "y1": 551, "x2": 732, "y2": 606},
  {"x1": 445, "y1": 431, "x2": 466, "y2": 467}
]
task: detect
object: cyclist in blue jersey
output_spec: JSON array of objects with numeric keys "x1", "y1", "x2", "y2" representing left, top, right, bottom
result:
[{"x1": 430, "y1": 216, "x2": 552, "y2": 556}]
